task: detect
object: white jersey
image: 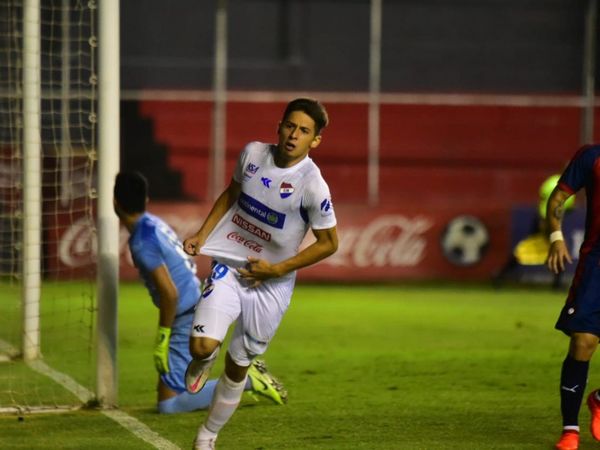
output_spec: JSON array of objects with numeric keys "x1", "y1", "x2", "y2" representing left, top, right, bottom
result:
[{"x1": 200, "y1": 141, "x2": 337, "y2": 276}]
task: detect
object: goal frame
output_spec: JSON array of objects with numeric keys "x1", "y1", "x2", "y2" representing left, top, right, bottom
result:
[{"x1": 19, "y1": 0, "x2": 120, "y2": 408}]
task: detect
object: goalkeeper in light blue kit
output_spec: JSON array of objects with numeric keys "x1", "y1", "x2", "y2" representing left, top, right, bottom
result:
[{"x1": 113, "y1": 171, "x2": 287, "y2": 414}]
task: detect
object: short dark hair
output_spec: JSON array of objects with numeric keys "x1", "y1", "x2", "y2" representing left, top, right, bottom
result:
[
  {"x1": 114, "y1": 171, "x2": 148, "y2": 214},
  {"x1": 282, "y1": 98, "x2": 329, "y2": 135}
]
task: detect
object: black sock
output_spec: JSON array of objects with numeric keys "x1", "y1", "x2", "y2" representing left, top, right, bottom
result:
[{"x1": 560, "y1": 355, "x2": 589, "y2": 428}]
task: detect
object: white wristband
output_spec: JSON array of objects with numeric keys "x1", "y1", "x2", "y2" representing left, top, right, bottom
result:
[{"x1": 549, "y1": 231, "x2": 564, "y2": 243}]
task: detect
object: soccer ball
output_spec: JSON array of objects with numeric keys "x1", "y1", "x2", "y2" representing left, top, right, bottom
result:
[{"x1": 440, "y1": 215, "x2": 489, "y2": 266}]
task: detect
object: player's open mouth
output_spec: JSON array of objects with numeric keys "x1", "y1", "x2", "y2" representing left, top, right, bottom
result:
[{"x1": 285, "y1": 142, "x2": 296, "y2": 151}]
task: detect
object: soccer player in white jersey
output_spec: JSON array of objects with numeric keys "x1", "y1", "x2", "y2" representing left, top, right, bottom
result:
[{"x1": 183, "y1": 98, "x2": 339, "y2": 449}]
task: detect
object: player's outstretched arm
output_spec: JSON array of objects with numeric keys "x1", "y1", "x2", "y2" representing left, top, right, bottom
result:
[
  {"x1": 237, "y1": 226, "x2": 338, "y2": 286},
  {"x1": 546, "y1": 186, "x2": 573, "y2": 274},
  {"x1": 183, "y1": 179, "x2": 241, "y2": 255}
]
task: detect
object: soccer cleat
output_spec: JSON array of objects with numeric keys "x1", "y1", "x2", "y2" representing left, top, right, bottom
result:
[
  {"x1": 555, "y1": 430, "x2": 579, "y2": 450},
  {"x1": 247, "y1": 359, "x2": 288, "y2": 405},
  {"x1": 588, "y1": 390, "x2": 600, "y2": 440},
  {"x1": 193, "y1": 437, "x2": 216, "y2": 450},
  {"x1": 185, "y1": 359, "x2": 212, "y2": 394}
]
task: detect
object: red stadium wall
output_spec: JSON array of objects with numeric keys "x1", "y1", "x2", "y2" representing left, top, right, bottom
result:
[
  {"x1": 138, "y1": 98, "x2": 588, "y2": 209},
  {"x1": 45, "y1": 97, "x2": 598, "y2": 282}
]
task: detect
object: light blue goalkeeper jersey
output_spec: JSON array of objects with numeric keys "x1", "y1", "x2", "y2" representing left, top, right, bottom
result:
[{"x1": 129, "y1": 212, "x2": 200, "y2": 315}]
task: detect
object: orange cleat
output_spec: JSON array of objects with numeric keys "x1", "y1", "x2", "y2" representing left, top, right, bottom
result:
[
  {"x1": 555, "y1": 430, "x2": 579, "y2": 450},
  {"x1": 587, "y1": 390, "x2": 600, "y2": 440}
]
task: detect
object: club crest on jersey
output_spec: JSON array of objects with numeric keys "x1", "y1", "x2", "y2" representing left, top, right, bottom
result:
[
  {"x1": 244, "y1": 163, "x2": 260, "y2": 179},
  {"x1": 280, "y1": 182, "x2": 294, "y2": 199}
]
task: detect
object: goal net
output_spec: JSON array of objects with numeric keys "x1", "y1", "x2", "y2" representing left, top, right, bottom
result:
[{"x1": 0, "y1": 0, "x2": 98, "y2": 412}]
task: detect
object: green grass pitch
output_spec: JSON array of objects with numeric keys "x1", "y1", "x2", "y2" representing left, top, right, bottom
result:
[{"x1": 0, "y1": 282, "x2": 596, "y2": 449}]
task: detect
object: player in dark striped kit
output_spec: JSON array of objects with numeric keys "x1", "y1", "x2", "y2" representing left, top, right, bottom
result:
[{"x1": 547, "y1": 145, "x2": 600, "y2": 450}]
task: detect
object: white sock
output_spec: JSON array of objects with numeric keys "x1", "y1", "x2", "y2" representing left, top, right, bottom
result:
[
  {"x1": 196, "y1": 424, "x2": 218, "y2": 442},
  {"x1": 203, "y1": 373, "x2": 247, "y2": 434}
]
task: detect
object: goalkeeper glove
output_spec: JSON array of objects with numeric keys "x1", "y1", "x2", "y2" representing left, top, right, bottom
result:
[{"x1": 153, "y1": 326, "x2": 171, "y2": 374}]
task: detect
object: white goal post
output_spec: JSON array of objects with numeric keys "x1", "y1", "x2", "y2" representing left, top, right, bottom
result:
[
  {"x1": 96, "y1": 0, "x2": 120, "y2": 408},
  {"x1": 0, "y1": 0, "x2": 119, "y2": 411},
  {"x1": 22, "y1": 0, "x2": 42, "y2": 363}
]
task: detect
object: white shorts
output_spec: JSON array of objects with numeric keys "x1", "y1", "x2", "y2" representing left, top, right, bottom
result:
[{"x1": 190, "y1": 260, "x2": 295, "y2": 366}]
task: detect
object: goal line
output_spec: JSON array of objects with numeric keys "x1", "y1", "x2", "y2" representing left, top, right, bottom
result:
[{"x1": 0, "y1": 338, "x2": 179, "y2": 450}]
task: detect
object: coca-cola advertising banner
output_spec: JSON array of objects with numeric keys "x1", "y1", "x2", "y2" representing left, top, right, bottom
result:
[{"x1": 49, "y1": 201, "x2": 512, "y2": 282}]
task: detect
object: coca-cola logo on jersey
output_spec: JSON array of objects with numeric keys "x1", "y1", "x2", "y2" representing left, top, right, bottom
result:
[
  {"x1": 227, "y1": 232, "x2": 263, "y2": 253},
  {"x1": 325, "y1": 214, "x2": 432, "y2": 268}
]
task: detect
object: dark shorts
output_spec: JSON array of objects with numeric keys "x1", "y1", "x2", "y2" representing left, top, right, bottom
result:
[{"x1": 555, "y1": 257, "x2": 600, "y2": 337}]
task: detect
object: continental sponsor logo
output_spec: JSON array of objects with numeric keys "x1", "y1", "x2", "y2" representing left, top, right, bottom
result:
[
  {"x1": 232, "y1": 214, "x2": 272, "y2": 242},
  {"x1": 238, "y1": 192, "x2": 286, "y2": 229}
]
